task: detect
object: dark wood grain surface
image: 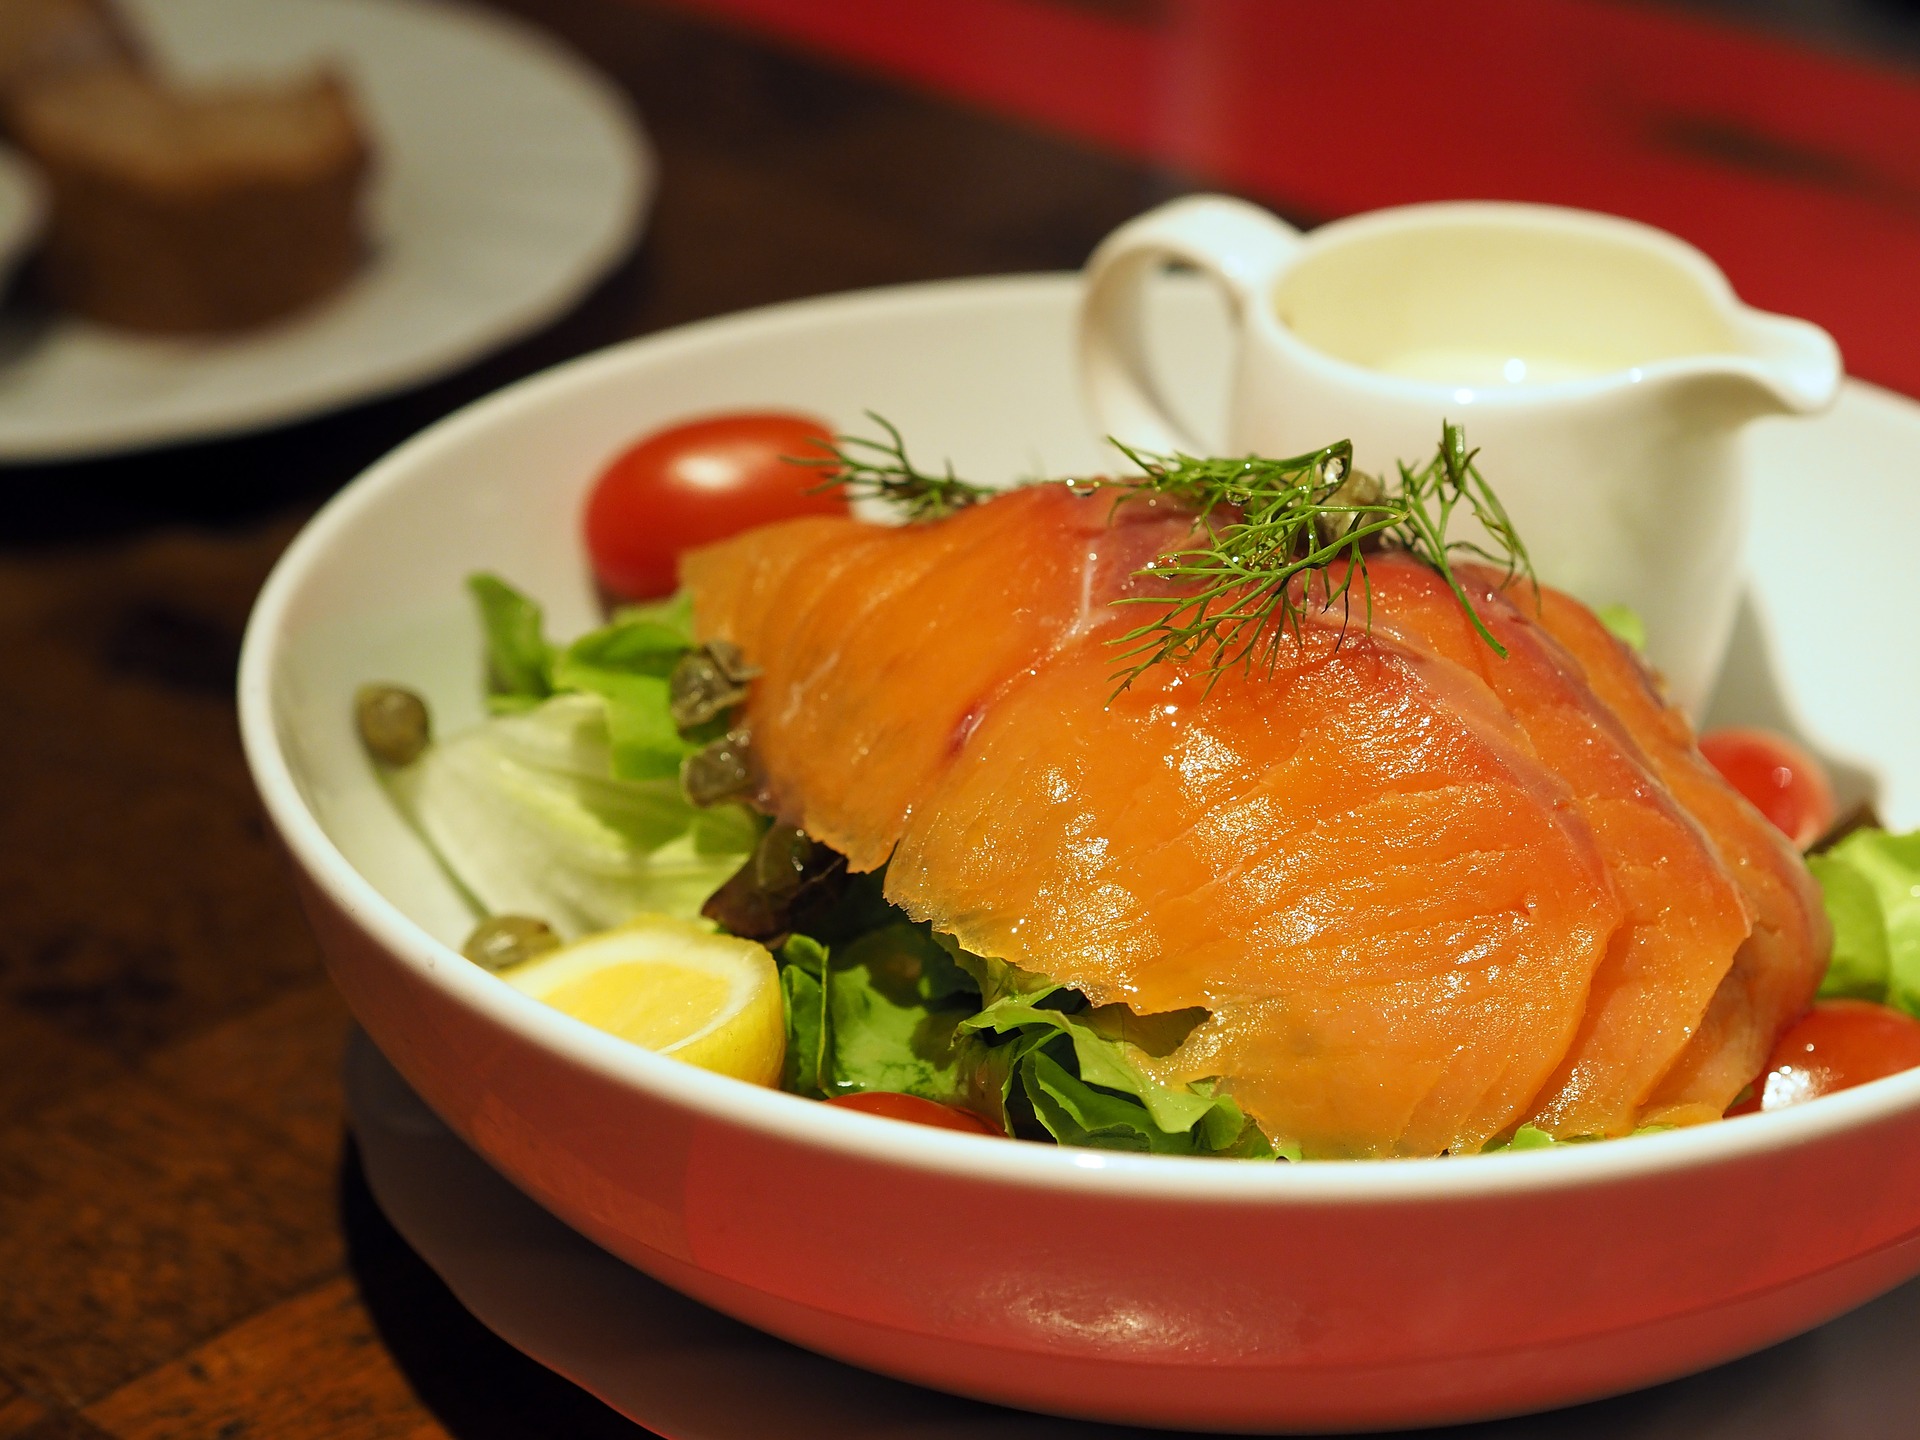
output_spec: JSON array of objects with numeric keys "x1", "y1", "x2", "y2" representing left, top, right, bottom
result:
[
  {"x1": 1, "y1": 1, "x2": 1913, "y2": 1437},
  {"x1": 0, "y1": 2, "x2": 1189, "y2": 1435}
]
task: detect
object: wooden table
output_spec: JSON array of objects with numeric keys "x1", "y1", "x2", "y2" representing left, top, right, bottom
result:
[
  {"x1": 0, "y1": 2, "x2": 1914, "y2": 1436},
  {"x1": 0, "y1": 4, "x2": 1183, "y2": 1436}
]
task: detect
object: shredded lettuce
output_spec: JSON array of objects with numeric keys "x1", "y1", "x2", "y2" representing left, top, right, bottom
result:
[
  {"x1": 1810, "y1": 827, "x2": 1920, "y2": 1018},
  {"x1": 383, "y1": 577, "x2": 757, "y2": 936}
]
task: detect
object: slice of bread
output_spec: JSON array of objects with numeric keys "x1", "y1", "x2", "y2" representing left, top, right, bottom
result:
[
  {"x1": 0, "y1": 0, "x2": 140, "y2": 97},
  {"x1": 10, "y1": 65, "x2": 370, "y2": 332}
]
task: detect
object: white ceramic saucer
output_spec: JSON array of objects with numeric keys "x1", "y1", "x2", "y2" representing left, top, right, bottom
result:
[
  {"x1": 0, "y1": 0, "x2": 651, "y2": 461},
  {"x1": 347, "y1": 1031, "x2": 1919, "y2": 1439}
]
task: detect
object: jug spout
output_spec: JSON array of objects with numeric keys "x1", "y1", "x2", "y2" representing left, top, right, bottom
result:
[{"x1": 1710, "y1": 309, "x2": 1843, "y2": 418}]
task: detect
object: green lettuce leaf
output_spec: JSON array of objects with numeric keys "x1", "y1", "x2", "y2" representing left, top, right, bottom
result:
[
  {"x1": 612, "y1": 590, "x2": 696, "y2": 641},
  {"x1": 1811, "y1": 828, "x2": 1920, "y2": 1017},
  {"x1": 1596, "y1": 603, "x2": 1647, "y2": 653},
  {"x1": 466, "y1": 575, "x2": 710, "y2": 782},
  {"x1": 958, "y1": 986, "x2": 1281, "y2": 1158},
  {"x1": 778, "y1": 935, "x2": 830, "y2": 1096},
  {"x1": 828, "y1": 926, "x2": 972, "y2": 1101},
  {"x1": 1809, "y1": 849, "x2": 1891, "y2": 1001},
  {"x1": 774, "y1": 924, "x2": 977, "y2": 1102},
  {"x1": 1490, "y1": 1123, "x2": 1559, "y2": 1151},
  {"x1": 551, "y1": 621, "x2": 696, "y2": 782},
  {"x1": 764, "y1": 913, "x2": 1276, "y2": 1156},
  {"x1": 469, "y1": 574, "x2": 555, "y2": 710},
  {"x1": 1482, "y1": 1120, "x2": 1674, "y2": 1152}
]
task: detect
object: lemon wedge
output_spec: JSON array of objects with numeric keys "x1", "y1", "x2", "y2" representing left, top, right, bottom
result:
[{"x1": 502, "y1": 914, "x2": 785, "y2": 1086}]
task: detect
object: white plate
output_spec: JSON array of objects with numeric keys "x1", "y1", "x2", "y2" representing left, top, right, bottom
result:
[
  {"x1": 347, "y1": 1032, "x2": 1920, "y2": 1439},
  {"x1": 0, "y1": 0, "x2": 651, "y2": 461}
]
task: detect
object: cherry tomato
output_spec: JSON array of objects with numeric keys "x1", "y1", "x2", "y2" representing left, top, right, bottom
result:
[
  {"x1": 1698, "y1": 727, "x2": 1837, "y2": 849},
  {"x1": 1729, "y1": 1000, "x2": 1920, "y2": 1114},
  {"x1": 825, "y1": 1091, "x2": 1002, "y2": 1135},
  {"x1": 583, "y1": 412, "x2": 847, "y2": 600}
]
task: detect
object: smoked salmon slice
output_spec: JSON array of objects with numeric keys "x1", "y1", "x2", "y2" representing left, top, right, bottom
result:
[
  {"x1": 685, "y1": 485, "x2": 1195, "y2": 872},
  {"x1": 1365, "y1": 557, "x2": 1751, "y2": 1139},
  {"x1": 1530, "y1": 589, "x2": 1828, "y2": 1124},
  {"x1": 682, "y1": 485, "x2": 1824, "y2": 1155}
]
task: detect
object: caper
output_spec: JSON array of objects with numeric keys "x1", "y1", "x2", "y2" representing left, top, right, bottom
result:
[
  {"x1": 681, "y1": 728, "x2": 757, "y2": 807},
  {"x1": 705, "y1": 639, "x2": 757, "y2": 684},
  {"x1": 750, "y1": 823, "x2": 817, "y2": 899},
  {"x1": 355, "y1": 684, "x2": 431, "y2": 766},
  {"x1": 668, "y1": 643, "x2": 755, "y2": 731},
  {"x1": 462, "y1": 914, "x2": 561, "y2": 972},
  {"x1": 1313, "y1": 468, "x2": 1387, "y2": 548}
]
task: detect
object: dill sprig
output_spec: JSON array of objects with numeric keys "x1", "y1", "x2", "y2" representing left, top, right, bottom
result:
[
  {"x1": 797, "y1": 413, "x2": 1532, "y2": 693},
  {"x1": 792, "y1": 411, "x2": 994, "y2": 521},
  {"x1": 1107, "y1": 422, "x2": 1533, "y2": 692}
]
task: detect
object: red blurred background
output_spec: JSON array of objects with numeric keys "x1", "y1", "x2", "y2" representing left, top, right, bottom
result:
[{"x1": 658, "y1": 0, "x2": 1920, "y2": 396}]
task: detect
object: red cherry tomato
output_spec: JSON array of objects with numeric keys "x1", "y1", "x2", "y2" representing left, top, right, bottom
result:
[
  {"x1": 824, "y1": 1091, "x2": 1002, "y2": 1135},
  {"x1": 583, "y1": 412, "x2": 848, "y2": 600},
  {"x1": 1729, "y1": 1000, "x2": 1920, "y2": 1114},
  {"x1": 1697, "y1": 727, "x2": 1837, "y2": 849}
]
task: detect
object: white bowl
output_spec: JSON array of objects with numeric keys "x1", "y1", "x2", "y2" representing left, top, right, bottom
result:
[{"x1": 239, "y1": 275, "x2": 1920, "y2": 1433}]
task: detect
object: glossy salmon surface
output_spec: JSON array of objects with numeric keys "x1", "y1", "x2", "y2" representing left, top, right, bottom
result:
[
  {"x1": 684, "y1": 488, "x2": 1826, "y2": 1156},
  {"x1": 685, "y1": 485, "x2": 1194, "y2": 872}
]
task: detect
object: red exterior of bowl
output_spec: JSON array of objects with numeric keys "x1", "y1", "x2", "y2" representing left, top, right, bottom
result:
[{"x1": 292, "y1": 869, "x2": 1920, "y2": 1431}]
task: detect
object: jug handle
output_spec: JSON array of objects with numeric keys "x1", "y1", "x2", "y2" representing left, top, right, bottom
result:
[{"x1": 1079, "y1": 194, "x2": 1302, "y2": 455}]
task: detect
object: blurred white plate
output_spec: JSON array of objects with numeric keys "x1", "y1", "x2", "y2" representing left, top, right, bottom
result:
[
  {"x1": 0, "y1": 148, "x2": 44, "y2": 291},
  {"x1": 347, "y1": 1032, "x2": 1920, "y2": 1440},
  {"x1": 0, "y1": 0, "x2": 652, "y2": 462}
]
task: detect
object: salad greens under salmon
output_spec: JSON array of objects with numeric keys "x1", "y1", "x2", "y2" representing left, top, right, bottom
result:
[{"x1": 381, "y1": 575, "x2": 1279, "y2": 1157}]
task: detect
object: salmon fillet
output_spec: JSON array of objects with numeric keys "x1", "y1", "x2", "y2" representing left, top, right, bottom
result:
[
  {"x1": 886, "y1": 615, "x2": 1622, "y2": 1157},
  {"x1": 682, "y1": 486, "x2": 1823, "y2": 1154}
]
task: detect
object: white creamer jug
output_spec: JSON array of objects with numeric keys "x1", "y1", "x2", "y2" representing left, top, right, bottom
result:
[{"x1": 1079, "y1": 195, "x2": 1841, "y2": 714}]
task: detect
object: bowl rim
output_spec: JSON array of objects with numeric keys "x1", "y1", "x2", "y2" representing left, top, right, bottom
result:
[{"x1": 238, "y1": 270, "x2": 1920, "y2": 1205}]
